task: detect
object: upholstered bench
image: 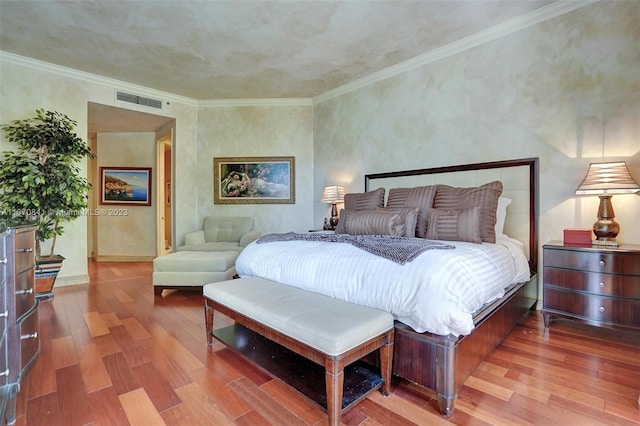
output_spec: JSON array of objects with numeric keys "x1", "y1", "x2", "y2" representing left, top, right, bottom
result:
[
  {"x1": 153, "y1": 251, "x2": 238, "y2": 296},
  {"x1": 203, "y1": 276, "x2": 394, "y2": 426}
]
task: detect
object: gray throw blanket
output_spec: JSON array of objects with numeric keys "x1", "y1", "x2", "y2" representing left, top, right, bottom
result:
[{"x1": 257, "y1": 232, "x2": 455, "y2": 265}]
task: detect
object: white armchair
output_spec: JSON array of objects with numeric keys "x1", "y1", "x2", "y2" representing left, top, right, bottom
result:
[{"x1": 178, "y1": 216, "x2": 260, "y2": 252}]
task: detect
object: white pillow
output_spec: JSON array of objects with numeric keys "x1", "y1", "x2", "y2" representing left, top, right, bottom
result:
[{"x1": 495, "y1": 197, "x2": 511, "y2": 236}]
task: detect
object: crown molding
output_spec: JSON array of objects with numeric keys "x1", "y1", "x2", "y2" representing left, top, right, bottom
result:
[
  {"x1": 0, "y1": 51, "x2": 312, "y2": 108},
  {"x1": 313, "y1": 0, "x2": 599, "y2": 104},
  {"x1": 198, "y1": 98, "x2": 312, "y2": 107},
  {"x1": 0, "y1": 51, "x2": 199, "y2": 107},
  {"x1": 1, "y1": 51, "x2": 312, "y2": 108}
]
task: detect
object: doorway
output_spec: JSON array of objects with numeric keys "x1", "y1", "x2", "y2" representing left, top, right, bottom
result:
[
  {"x1": 87, "y1": 102, "x2": 175, "y2": 260},
  {"x1": 157, "y1": 132, "x2": 173, "y2": 255}
]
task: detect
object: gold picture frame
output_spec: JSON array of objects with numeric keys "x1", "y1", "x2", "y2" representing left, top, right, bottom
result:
[
  {"x1": 213, "y1": 156, "x2": 295, "y2": 204},
  {"x1": 99, "y1": 167, "x2": 152, "y2": 206}
]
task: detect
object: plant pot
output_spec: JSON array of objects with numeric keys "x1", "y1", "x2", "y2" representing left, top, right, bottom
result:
[{"x1": 35, "y1": 254, "x2": 65, "y2": 299}]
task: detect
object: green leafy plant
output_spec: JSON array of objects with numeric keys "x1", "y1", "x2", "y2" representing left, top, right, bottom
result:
[{"x1": 0, "y1": 109, "x2": 95, "y2": 258}]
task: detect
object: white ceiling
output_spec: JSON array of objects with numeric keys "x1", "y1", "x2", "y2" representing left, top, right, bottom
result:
[{"x1": 1, "y1": 0, "x2": 555, "y2": 101}]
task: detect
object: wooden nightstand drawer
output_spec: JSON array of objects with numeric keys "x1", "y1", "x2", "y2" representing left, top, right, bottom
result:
[
  {"x1": 544, "y1": 249, "x2": 640, "y2": 275},
  {"x1": 543, "y1": 267, "x2": 640, "y2": 298},
  {"x1": 542, "y1": 241, "x2": 640, "y2": 331},
  {"x1": 543, "y1": 287, "x2": 640, "y2": 328}
]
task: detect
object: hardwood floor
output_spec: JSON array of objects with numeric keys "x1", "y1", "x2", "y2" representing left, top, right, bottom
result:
[{"x1": 13, "y1": 261, "x2": 640, "y2": 425}]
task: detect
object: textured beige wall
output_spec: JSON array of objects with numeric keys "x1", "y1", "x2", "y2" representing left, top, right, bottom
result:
[
  {"x1": 95, "y1": 132, "x2": 157, "y2": 258},
  {"x1": 313, "y1": 1, "x2": 640, "y2": 256},
  {"x1": 1, "y1": 1, "x2": 638, "y2": 289},
  {"x1": 0, "y1": 59, "x2": 198, "y2": 286},
  {"x1": 195, "y1": 105, "x2": 314, "y2": 235}
]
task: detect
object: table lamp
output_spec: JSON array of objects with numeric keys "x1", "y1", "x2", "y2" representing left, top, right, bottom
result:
[
  {"x1": 320, "y1": 185, "x2": 345, "y2": 230},
  {"x1": 575, "y1": 161, "x2": 640, "y2": 246}
]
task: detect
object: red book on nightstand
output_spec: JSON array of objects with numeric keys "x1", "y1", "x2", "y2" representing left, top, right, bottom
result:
[{"x1": 563, "y1": 228, "x2": 592, "y2": 245}]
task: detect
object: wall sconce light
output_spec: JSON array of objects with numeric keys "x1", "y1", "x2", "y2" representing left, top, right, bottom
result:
[
  {"x1": 320, "y1": 185, "x2": 345, "y2": 230},
  {"x1": 575, "y1": 161, "x2": 640, "y2": 247}
]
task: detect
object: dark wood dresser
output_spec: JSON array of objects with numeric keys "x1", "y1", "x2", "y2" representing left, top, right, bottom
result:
[
  {"x1": 542, "y1": 241, "x2": 640, "y2": 330},
  {"x1": 0, "y1": 225, "x2": 40, "y2": 425}
]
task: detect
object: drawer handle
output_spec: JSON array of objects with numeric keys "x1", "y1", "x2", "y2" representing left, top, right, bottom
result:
[
  {"x1": 0, "y1": 368, "x2": 8, "y2": 377},
  {"x1": 21, "y1": 332, "x2": 38, "y2": 340},
  {"x1": 599, "y1": 306, "x2": 605, "y2": 313},
  {"x1": 16, "y1": 248, "x2": 33, "y2": 253},
  {"x1": 599, "y1": 260, "x2": 606, "y2": 267},
  {"x1": 0, "y1": 310, "x2": 7, "y2": 318},
  {"x1": 0, "y1": 257, "x2": 6, "y2": 265},
  {"x1": 16, "y1": 288, "x2": 34, "y2": 295},
  {"x1": 600, "y1": 282, "x2": 605, "y2": 288}
]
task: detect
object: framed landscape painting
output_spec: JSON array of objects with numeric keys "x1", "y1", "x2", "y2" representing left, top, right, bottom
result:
[
  {"x1": 214, "y1": 156, "x2": 295, "y2": 204},
  {"x1": 100, "y1": 167, "x2": 152, "y2": 206}
]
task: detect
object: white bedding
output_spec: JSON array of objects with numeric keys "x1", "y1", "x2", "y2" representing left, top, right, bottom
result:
[{"x1": 235, "y1": 234, "x2": 531, "y2": 336}]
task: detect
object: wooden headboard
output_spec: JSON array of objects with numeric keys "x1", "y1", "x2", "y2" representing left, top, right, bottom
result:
[{"x1": 364, "y1": 158, "x2": 539, "y2": 273}]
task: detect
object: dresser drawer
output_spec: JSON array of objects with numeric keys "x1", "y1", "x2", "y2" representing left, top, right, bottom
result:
[
  {"x1": 544, "y1": 249, "x2": 640, "y2": 275},
  {"x1": 18, "y1": 303, "x2": 39, "y2": 373},
  {"x1": 0, "y1": 331, "x2": 7, "y2": 387},
  {"x1": 543, "y1": 267, "x2": 640, "y2": 298},
  {"x1": 1, "y1": 225, "x2": 39, "y2": 414},
  {"x1": 15, "y1": 268, "x2": 36, "y2": 319},
  {"x1": 543, "y1": 287, "x2": 640, "y2": 328},
  {"x1": 13, "y1": 232, "x2": 35, "y2": 274}
]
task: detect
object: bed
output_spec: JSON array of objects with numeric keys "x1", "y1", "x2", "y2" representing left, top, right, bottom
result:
[{"x1": 235, "y1": 157, "x2": 539, "y2": 416}]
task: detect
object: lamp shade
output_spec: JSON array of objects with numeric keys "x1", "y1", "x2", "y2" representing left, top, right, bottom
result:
[
  {"x1": 575, "y1": 161, "x2": 640, "y2": 195},
  {"x1": 320, "y1": 185, "x2": 346, "y2": 203}
]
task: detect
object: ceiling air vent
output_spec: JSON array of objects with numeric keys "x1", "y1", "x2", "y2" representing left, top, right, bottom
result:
[{"x1": 116, "y1": 91, "x2": 163, "y2": 109}]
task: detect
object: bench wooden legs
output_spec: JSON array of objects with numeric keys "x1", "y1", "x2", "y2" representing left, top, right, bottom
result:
[
  {"x1": 325, "y1": 331, "x2": 394, "y2": 426},
  {"x1": 380, "y1": 337, "x2": 393, "y2": 396},
  {"x1": 205, "y1": 303, "x2": 214, "y2": 345},
  {"x1": 325, "y1": 360, "x2": 345, "y2": 426}
]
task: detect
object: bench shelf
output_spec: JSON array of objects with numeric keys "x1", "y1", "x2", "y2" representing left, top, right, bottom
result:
[{"x1": 213, "y1": 324, "x2": 385, "y2": 411}]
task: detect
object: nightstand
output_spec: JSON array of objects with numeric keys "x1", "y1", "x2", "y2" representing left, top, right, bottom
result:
[{"x1": 542, "y1": 241, "x2": 640, "y2": 330}]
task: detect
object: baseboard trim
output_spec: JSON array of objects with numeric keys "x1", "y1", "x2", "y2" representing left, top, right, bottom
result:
[
  {"x1": 55, "y1": 274, "x2": 90, "y2": 287},
  {"x1": 93, "y1": 255, "x2": 156, "y2": 262}
]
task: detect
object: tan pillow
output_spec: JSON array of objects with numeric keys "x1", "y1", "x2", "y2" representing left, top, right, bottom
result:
[
  {"x1": 336, "y1": 209, "x2": 405, "y2": 237},
  {"x1": 384, "y1": 207, "x2": 419, "y2": 238},
  {"x1": 336, "y1": 207, "x2": 417, "y2": 237},
  {"x1": 334, "y1": 208, "x2": 348, "y2": 234},
  {"x1": 426, "y1": 207, "x2": 482, "y2": 243},
  {"x1": 433, "y1": 181, "x2": 503, "y2": 243},
  {"x1": 386, "y1": 185, "x2": 437, "y2": 238},
  {"x1": 344, "y1": 188, "x2": 385, "y2": 211}
]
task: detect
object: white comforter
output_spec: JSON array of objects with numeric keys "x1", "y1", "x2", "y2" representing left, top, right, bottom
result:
[{"x1": 235, "y1": 234, "x2": 531, "y2": 336}]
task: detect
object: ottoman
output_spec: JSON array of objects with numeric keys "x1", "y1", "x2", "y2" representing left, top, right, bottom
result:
[{"x1": 153, "y1": 251, "x2": 239, "y2": 296}]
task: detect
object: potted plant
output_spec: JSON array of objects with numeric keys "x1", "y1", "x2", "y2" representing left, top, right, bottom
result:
[{"x1": 0, "y1": 109, "x2": 94, "y2": 297}]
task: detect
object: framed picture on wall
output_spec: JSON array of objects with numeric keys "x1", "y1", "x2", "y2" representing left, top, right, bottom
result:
[
  {"x1": 213, "y1": 156, "x2": 295, "y2": 204},
  {"x1": 100, "y1": 167, "x2": 152, "y2": 206}
]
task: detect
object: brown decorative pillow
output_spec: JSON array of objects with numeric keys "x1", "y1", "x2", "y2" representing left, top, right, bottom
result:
[
  {"x1": 433, "y1": 181, "x2": 503, "y2": 243},
  {"x1": 344, "y1": 187, "x2": 385, "y2": 211},
  {"x1": 334, "y1": 208, "x2": 349, "y2": 234},
  {"x1": 336, "y1": 209, "x2": 405, "y2": 237},
  {"x1": 384, "y1": 207, "x2": 419, "y2": 238},
  {"x1": 426, "y1": 207, "x2": 482, "y2": 243},
  {"x1": 386, "y1": 185, "x2": 437, "y2": 238}
]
